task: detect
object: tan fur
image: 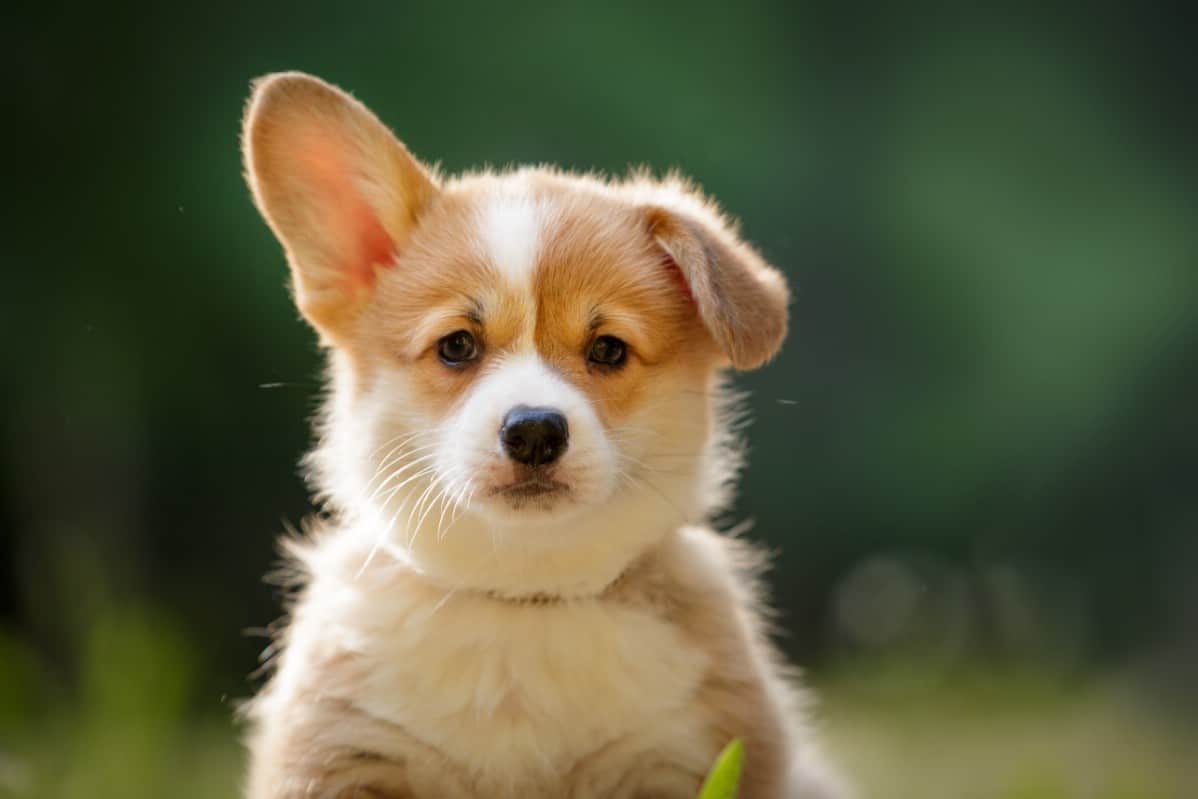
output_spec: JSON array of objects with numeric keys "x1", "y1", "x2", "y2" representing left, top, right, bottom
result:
[
  {"x1": 645, "y1": 206, "x2": 789, "y2": 370},
  {"x1": 240, "y1": 72, "x2": 846, "y2": 798}
]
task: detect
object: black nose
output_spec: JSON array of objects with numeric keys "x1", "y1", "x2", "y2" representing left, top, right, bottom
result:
[{"x1": 500, "y1": 406, "x2": 569, "y2": 467}]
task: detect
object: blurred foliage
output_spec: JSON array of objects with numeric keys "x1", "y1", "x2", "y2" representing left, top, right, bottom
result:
[
  {"x1": 819, "y1": 662, "x2": 1198, "y2": 798},
  {"x1": 0, "y1": 609, "x2": 241, "y2": 798},
  {"x1": 2, "y1": 0, "x2": 1196, "y2": 795}
]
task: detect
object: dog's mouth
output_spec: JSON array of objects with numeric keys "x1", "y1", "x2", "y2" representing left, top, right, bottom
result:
[{"x1": 492, "y1": 476, "x2": 569, "y2": 499}]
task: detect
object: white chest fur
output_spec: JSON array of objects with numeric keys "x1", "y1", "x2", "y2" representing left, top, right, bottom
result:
[{"x1": 287, "y1": 561, "x2": 711, "y2": 789}]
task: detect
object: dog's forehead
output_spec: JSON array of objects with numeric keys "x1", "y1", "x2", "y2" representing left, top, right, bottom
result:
[
  {"x1": 459, "y1": 174, "x2": 664, "y2": 309},
  {"x1": 472, "y1": 179, "x2": 548, "y2": 294}
]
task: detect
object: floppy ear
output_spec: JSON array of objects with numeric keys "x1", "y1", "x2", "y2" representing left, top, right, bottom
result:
[
  {"x1": 242, "y1": 71, "x2": 439, "y2": 339},
  {"x1": 644, "y1": 197, "x2": 790, "y2": 370}
]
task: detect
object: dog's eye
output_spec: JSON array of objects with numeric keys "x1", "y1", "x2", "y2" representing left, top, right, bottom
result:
[
  {"x1": 587, "y1": 335, "x2": 627, "y2": 368},
  {"x1": 437, "y1": 330, "x2": 479, "y2": 366}
]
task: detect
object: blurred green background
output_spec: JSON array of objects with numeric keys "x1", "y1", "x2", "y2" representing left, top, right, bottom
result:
[{"x1": 3, "y1": 2, "x2": 1196, "y2": 797}]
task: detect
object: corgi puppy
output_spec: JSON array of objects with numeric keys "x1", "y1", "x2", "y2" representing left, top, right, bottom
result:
[{"x1": 240, "y1": 72, "x2": 845, "y2": 799}]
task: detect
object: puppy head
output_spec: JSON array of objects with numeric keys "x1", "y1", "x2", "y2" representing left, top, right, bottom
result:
[{"x1": 243, "y1": 73, "x2": 789, "y2": 590}]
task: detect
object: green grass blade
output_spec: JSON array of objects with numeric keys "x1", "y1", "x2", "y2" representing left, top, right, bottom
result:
[{"x1": 697, "y1": 738, "x2": 744, "y2": 799}]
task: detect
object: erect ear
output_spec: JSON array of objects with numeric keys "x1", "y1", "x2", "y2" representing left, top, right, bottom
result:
[
  {"x1": 643, "y1": 192, "x2": 790, "y2": 370},
  {"x1": 242, "y1": 72, "x2": 439, "y2": 339}
]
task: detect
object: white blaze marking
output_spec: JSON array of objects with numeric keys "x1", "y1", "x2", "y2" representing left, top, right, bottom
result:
[{"x1": 478, "y1": 189, "x2": 544, "y2": 290}]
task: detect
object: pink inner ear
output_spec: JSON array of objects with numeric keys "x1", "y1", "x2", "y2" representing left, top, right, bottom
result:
[
  {"x1": 300, "y1": 132, "x2": 396, "y2": 289},
  {"x1": 660, "y1": 250, "x2": 696, "y2": 304}
]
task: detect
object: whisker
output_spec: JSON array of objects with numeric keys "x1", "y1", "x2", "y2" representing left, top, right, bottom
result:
[
  {"x1": 431, "y1": 467, "x2": 467, "y2": 541},
  {"x1": 371, "y1": 442, "x2": 441, "y2": 479},
  {"x1": 620, "y1": 471, "x2": 689, "y2": 526},
  {"x1": 360, "y1": 462, "x2": 442, "y2": 560},
  {"x1": 355, "y1": 465, "x2": 438, "y2": 578},
  {"x1": 358, "y1": 436, "x2": 437, "y2": 497},
  {"x1": 414, "y1": 471, "x2": 460, "y2": 543},
  {"x1": 257, "y1": 381, "x2": 315, "y2": 390},
  {"x1": 405, "y1": 471, "x2": 448, "y2": 551},
  {"x1": 368, "y1": 439, "x2": 441, "y2": 481},
  {"x1": 364, "y1": 452, "x2": 441, "y2": 504},
  {"x1": 367, "y1": 429, "x2": 430, "y2": 461},
  {"x1": 443, "y1": 482, "x2": 476, "y2": 541}
]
